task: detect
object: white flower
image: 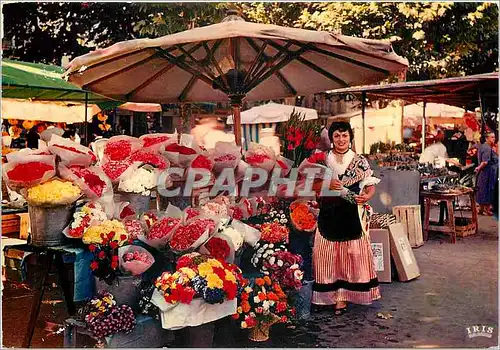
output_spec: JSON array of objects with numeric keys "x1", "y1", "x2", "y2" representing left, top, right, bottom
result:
[
  {"x1": 294, "y1": 269, "x2": 304, "y2": 281},
  {"x1": 257, "y1": 247, "x2": 264, "y2": 254},
  {"x1": 291, "y1": 264, "x2": 299, "y2": 269},
  {"x1": 262, "y1": 300, "x2": 271, "y2": 310},
  {"x1": 118, "y1": 167, "x2": 157, "y2": 195},
  {"x1": 263, "y1": 253, "x2": 268, "y2": 258},
  {"x1": 254, "y1": 296, "x2": 261, "y2": 304},
  {"x1": 269, "y1": 257, "x2": 276, "y2": 265},
  {"x1": 268, "y1": 244, "x2": 274, "y2": 248},
  {"x1": 223, "y1": 227, "x2": 244, "y2": 250},
  {"x1": 277, "y1": 260, "x2": 284, "y2": 267},
  {"x1": 244, "y1": 287, "x2": 252, "y2": 293},
  {"x1": 270, "y1": 212, "x2": 275, "y2": 217}
]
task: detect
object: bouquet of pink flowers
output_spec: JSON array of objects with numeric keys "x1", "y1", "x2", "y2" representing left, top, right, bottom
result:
[
  {"x1": 263, "y1": 251, "x2": 303, "y2": 291},
  {"x1": 118, "y1": 245, "x2": 155, "y2": 276}
]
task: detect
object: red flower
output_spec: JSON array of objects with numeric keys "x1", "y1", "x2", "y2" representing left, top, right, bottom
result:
[
  {"x1": 205, "y1": 237, "x2": 230, "y2": 260},
  {"x1": 120, "y1": 205, "x2": 136, "y2": 219},
  {"x1": 223, "y1": 280, "x2": 237, "y2": 300},
  {"x1": 232, "y1": 313, "x2": 240, "y2": 320},
  {"x1": 98, "y1": 251, "x2": 106, "y2": 259},
  {"x1": 112, "y1": 255, "x2": 119, "y2": 262},
  {"x1": 90, "y1": 261, "x2": 99, "y2": 270},
  {"x1": 143, "y1": 135, "x2": 170, "y2": 148},
  {"x1": 7, "y1": 162, "x2": 54, "y2": 183},
  {"x1": 101, "y1": 160, "x2": 133, "y2": 181},
  {"x1": 88, "y1": 244, "x2": 97, "y2": 252},
  {"x1": 129, "y1": 150, "x2": 168, "y2": 169},
  {"x1": 148, "y1": 217, "x2": 181, "y2": 240},
  {"x1": 191, "y1": 155, "x2": 213, "y2": 170},
  {"x1": 212, "y1": 266, "x2": 227, "y2": 280},
  {"x1": 109, "y1": 241, "x2": 118, "y2": 249},
  {"x1": 276, "y1": 301, "x2": 288, "y2": 313},
  {"x1": 176, "y1": 285, "x2": 196, "y2": 304},
  {"x1": 111, "y1": 261, "x2": 119, "y2": 270},
  {"x1": 304, "y1": 138, "x2": 318, "y2": 150},
  {"x1": 244, "y1": 315, "x2": 258, "y2": 328},
  {"x1": 309, "y1": 152, "x2": 327, "y2": 164},
  {"x1": 280, "y1": 316, "x2": 288, "y2": 323},
  {"x1": 164, "y1": 143, "x2": 197, "y2": 155},
  {"x1": 104, "y1": 140, "x2": 132, "y2": 161},
  {"x1": 107, "y1": 232, "x2": 115, "y2": 240}
]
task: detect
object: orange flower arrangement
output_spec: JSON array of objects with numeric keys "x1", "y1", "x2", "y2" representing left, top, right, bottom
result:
[{"x1": 289, "y1": 200, "x2": 318, "y2": 234}]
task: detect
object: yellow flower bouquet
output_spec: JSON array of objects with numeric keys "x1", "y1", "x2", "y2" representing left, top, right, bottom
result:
[
  {"x1": 82, "y1": 220, "x2": 128, "y2": 246},
  {"x1": 26, "y1": 178, "x2": 81, "y2": 207}
]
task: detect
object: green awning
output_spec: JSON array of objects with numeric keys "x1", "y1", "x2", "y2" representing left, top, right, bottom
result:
[{"x1": 2, "y1": 59, "x2": 122, "y2": 107}]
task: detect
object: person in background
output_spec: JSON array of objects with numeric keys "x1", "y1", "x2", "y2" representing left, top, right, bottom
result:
[
  {"x1": 419, "y1": 130, "x2": 460, "y2": 166},
  {"x1": 475, "y1": 131, "x2": 498, "y2": 216},
  {"x1": 26, "y1": 124, "x2": 42, "y2": 149},
  {"x1": 62, "y1": 129, "x2": 76, "y2": 142}
]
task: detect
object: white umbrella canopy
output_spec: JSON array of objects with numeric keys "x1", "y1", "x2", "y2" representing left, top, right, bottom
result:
[
  {"x1": 64, "y1": 11, "x2": 408, "y2": 145},
  {"x1": 1, "y1": 98, "x2": 100, "y2": 123},
  {"x1": 403, "y1": 103, "x2": 465, "y2": 119},
  {"x1": 226, "y1": 102, "x2": 317, "y2": 124}
]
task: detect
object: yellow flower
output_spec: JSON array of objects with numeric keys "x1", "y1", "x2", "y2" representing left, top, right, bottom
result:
[
  {"x1": 82, "y1": 220, "x2": 127, "y2": 245},
  {"x1": 206, "y1": 273, "x2": 224, "y2": 289},
  {"x1": 207, "y1": 258, "x2": 223, "y2": 268},
  {"x1": 198, "y1": 262, "x2": 213, "y2": 277},
  {"x1": 179, "y1": 267, "x2": 196, "y2": 279},
  {"x1": 225, "y1": 270, "x2": 237, "y2": 283},
  {"x1": 27, "y1": 179, "x2": 81, "y2": 206},
  {"x1": 237, "y1": 306, "x2": 243, "y2": 314},
  {"x1": 241, "y1": 321, "x2": 248, "y2": 329}
]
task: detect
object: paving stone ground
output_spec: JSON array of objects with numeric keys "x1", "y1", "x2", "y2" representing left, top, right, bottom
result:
[{"x1": 2, "y1": 212, "x2": 498, "y2": 348}]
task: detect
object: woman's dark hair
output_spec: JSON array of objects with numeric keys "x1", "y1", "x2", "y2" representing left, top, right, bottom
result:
[
  {"x1": 328, "y1": 121, "x2": 354, "y2": 142},
  {"x1": 62, "y1": 129, "x2": 76, "y2": 139}
]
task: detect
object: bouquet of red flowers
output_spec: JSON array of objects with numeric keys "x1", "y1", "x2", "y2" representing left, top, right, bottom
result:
[
  {"x1": 245, "y1": 143, "x2": 276, "y2": 172},
  {"x1": 169, "y1": 217, "x2": 217, "y2": 252},
  {"x1": 259, "y1": 222, "x2": 289, "y2": 244},
  {"x1": 263, "y1": 251, "x2": 303, "y2": 291},
  {"x1": 88, "y1": 233, "x2": 123, "y2": 285},
  {"x1": 48, "y1": 134, "x2": 97, "y2": 166},
  {"x1": 2, "y1": 155, "x2": 56, "y2": 191},
  {"x1": 140, "y1": 132, "x2": 177, "y2": 152},
  {"x1": 103, "y1": 136, "x2": 142, "y2": 162}
]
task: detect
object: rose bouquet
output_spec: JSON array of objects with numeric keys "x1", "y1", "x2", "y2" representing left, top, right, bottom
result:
[
  {"x1": 262, "y1": 251, "x2": 303, "y2": 291},
  {"x1": 65, "y1": 202, "x2": 107, "y2": 239},
  {"x1": 200, "y1": 237, "x2": 232, "y2": 261},
  {"x1": 88, "y1": 232, "x2": 124, "y2": 284},
  {"x1": 244, "y1": 143, "x2": 276, "y2": 172},
  {"x1": 2, "y1": 154, "x2": 56, "y2": 191},
  {"x1": 289, "y1": 200, "x2": 319, "y2": 234},
  {"x1": 26, "y1": 178, "x2": 81, "y2": 207},
  {"x1": 154, "y1": 253, "x2": 244, "y2": 305},
  {"x1": 232, "y1": 276, "x2": 294, "y2": 341},
  {"x1": 84, "y1": 292, "x2": 136, "y2": 342},
  {"x1": 118, "y1": 245, "x2": 155, "y2": 276},
  {"x1": 169, "y1": 217, "x2": 217, "y2": 252}
]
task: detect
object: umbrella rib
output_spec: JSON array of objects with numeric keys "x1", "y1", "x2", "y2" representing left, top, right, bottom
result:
[
  {"x1": 243, "y1": 40, "x2": 268, "y2": 85},
  {"x1": 245, "y1": 38, "x2": 297, "y2": 96},
  {"x1": 156, "y1": 48, "x2": 221, "y2": 93},
  {"x1": 176, "y1": 44, "x2": 219, "y2": 82},
  {"x1": 306, "y1": 45, "x2": 390, "y2": 75},
  {"x1": 82, "y1": 53, "x2": 159, "y2": 89},
  {"x1": 201, "y1": 42, "x2": 230, "y2": 92},
  {"x1": 248, "y1": 41, "x2": 292, "y2": 84},
  {"x1": 178, "y1": 75, "x2": 198, "y2": 101},
  {"x1": 126, "y1": 63, "x2": 175, "y2": 99},
  {"x1": 265, "y1": 40, "x2": 349, "y2": 88}
]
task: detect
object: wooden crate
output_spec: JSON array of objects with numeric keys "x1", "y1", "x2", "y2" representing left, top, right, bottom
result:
[
  {"x1": 2, "y1": 214, "x2": 20, "y2": 235},
  {"x1": 392, "y1": 205, "x2": 424, "y2": 248},
  {"x1": 455, "y1": 217, "x2": 476, "y2": 237}
]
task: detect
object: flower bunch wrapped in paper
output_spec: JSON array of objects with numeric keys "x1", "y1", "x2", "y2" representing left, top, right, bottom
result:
[
  {"x1": 273, "y1": 155, "x2": 294, "y2": 177},
  {"x1": 129, "y1": 149, "x2": 170, "y2": 170},
  {"x1": 297, "y1": 151, "x2": 330, "y2": 180},
  {"x1": 230, "y1": 220, "x2": 261, "y2": 247},
  {"x1": 199, "y1": 236, "x2": 232, "y2": 261},
  {"x1": 200, "y1": 200, "x2": 230, "y2": 217},
  {"x1": 59, "y1": 163, "x2": 113, "y2": 202},
  {"x1": 118, "y1": 165, "x2": 158, "y2": 196},
  {"x1": 118, "y1": 245, "x2": 155, "y2": 276},
  {"x1": 289, "y1": 200, "x2": 319, "y2": 234},
  {"x1": 262, "y1": 251, "x2": 303, "y2": 291},
  {"x1": 137, "y1": 204, "x2": 183, "y2": 249},
  {"x1": 140, "y1": 132, "x2": 177, "y2": 152},
  {"x1": 65, "y1": 201, "x2": 107, "y2": 239},
  {"x1": 2, "y1": 154, "x2": 56, "y2": 191},
  {"x1": 84, "y1": 292, "x2": 136, "y2": 341},
  {"x1": 188, "y1": 154, "x2": 215, "y2": 186},
  {"x1": 25, "y1": 178, "x2": 81, "y2": 207},
  {"x1": 168, "y1": 216, "x2": 218, "y2": 253},
  {"x1": 244, "y1": 143, "x2": 276, "y2": 172},
  {"x1": 154, "y1": 253, "x2": 244, "y2": 305},
  {"x1": 101, "y1": 158, "x2": 136, "y2": 183},
  {"x1": 162, "y1": 134, "x2": 202, "y2": 168},
  {"x1": 209, "y1": 141, "x2": 241, "y2": 172},
  {"x1": 184, "y1": 207, "x2": 201, "y2": 221},
  {"x1": 102, "y1": 135, "x2": 143, "y2": 162},
  {"x1": 48, "y1": 134, "x2": 97, "y2": 166},
  {"x1": 82, "y1": 219, "x2": 128, "y2": 245},
  {"x1": 259, "y1": 222, "x2": 289, "y2": 244},
  {"x1": 251, "y1": 241, "x2": 288, "y2": 273},
  {"x1": 87, "y1": 231, "x2": 127, "y2": 283},
  {"x1": 232, "y1": 276, "x2": 295, "y2": 330},
  {"x1": 122, "y1": 218, "x2": 144, "y2": 241}
]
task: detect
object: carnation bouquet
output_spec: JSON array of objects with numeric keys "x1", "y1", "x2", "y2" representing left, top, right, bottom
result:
[
  {"x1": 59, "y1": 163, "x2": 113, "y2": 202},
  {"x1": 162, "y1": 134, "x2": 202, "y2": 168},
  {"x1": 25, "y1": 178, "x2": 81, "y2": 207},
  {"x1": 48, "y1": 134, "x2": 97, "y2": 166},
  {"x1": 209, "y1": 142, "x2": 241, "y2": 172},
  {"x1": 2, "y1": 154, "x2": 56, "y2": 191},
  {"x1": 84, "y1": 292, "x2": 136, "y2": 344},
  {"x1": 122, "y1": 217, "x2": 145, "y2": 241},
  {"x1": 102, "y1": 135, "x2": 142, "y2": 163},
  {"x1": 297, "y1": 151, "x2": 330, "y2": 180},
  {"x1": 244, "y1": 143, "x2": 276, "y2": 172},
  {"x1": 118, "y1": 245, "x2": 155, "y2": 276},
  {"x1": 232, "y1": 276, "x2": 295, "y2": 342},
  {"x1": 262, "y1": 251, "x2": 304, "y2": 291},
  {"x1": 101, "y1": 159, "x2": 136, "y2": 183},
  {"x1": 289, "y1": 200, "x2": 319, "y2": 234},
  {"x1": 64, "y1": 201, "x2": 107, "y2": 239},
  {"x1": 129, "y1": 149, "x2": 170, "y2": 170},
  {"x1": 154, "y1": 253, "x2": 244, "y2": 305},
  {"x1": 139, "y1": 205, "x2": 183, "y2": 249},
  {"x1": 118, "y1": 165, "x2": 158, "y2": 196},
  {"x1": 139, "y1": 132, "x2": 177, "y2": 152},
  {"x1": 168, "y1": 216, "x2": 218, "y2": 253},
  {"x1": 259, "y1": 222, "x2": 289, "y2": 244}
]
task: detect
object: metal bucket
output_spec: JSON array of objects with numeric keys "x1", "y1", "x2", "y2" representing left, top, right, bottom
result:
[
  {"x1": 94, "y1": 276, "x2": 142, "y2": 311},
  {"x1": 116, "y1": 192, "x2": 151, "y2": 215},
  {"x1": 28, "y1": 204, "x2": 74, "y2": 247}
]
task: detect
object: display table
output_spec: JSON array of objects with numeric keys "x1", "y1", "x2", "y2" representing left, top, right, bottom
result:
[
  {"x1": 421, "y1": 188, "x2": 477, "y2": 243},
  {"x1": 3, "y1": 243, "x2": 94, "y2": 347}
]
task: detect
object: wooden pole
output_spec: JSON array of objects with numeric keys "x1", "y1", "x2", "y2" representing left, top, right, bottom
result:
[
  {"x1": 230, "y1": 95, "x2": 244, "y2": 146},
  {"x1": 401, "y1": 100, "x2": 405, "y2": 143},
  {"x1": 421, "y1": 101, "x2": 427, "y2": 152},
  {"x1": 361, "y1": 91, "x2": 366, "y2": 154},
  {"x1": 84, "y1": 92, "x2": 88, "y2": 145}
]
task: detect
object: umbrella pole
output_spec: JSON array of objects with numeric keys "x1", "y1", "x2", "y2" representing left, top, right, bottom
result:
[
  {"x1": 230, "y1": 96, "x2": 243, "y2": 147},
  {"x1": 421, "y1": 101, "x2": 427, "y2": 152},
  {"x1": 84, "y1": 92, "x2": 88, "y2": 146},
  {"x1": 361, "y1": 92, "x2": 366, "y2": 154}
]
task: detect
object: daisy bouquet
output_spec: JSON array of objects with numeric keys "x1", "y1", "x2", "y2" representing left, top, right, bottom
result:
[
  {"x1": 251, "y1": 241, "x2": 288, "y2": 274},
  {"x1": 154, "y1": 253, "x2": 244, "y2": 305},
  {"x1": 232, "y1": 276, "x2": 294, "y2": 329}
]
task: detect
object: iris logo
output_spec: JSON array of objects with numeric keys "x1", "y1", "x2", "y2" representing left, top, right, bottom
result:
[{"x1": 466, "y1": 325, "x2": 494, "y2": 338}]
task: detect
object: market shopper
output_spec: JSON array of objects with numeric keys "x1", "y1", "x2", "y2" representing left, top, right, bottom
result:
[
  {"x1": 475, "y1": 131, "x2": 498, "y2": 216},
  {"x1": 312, "y1": 121, "x2": 380, "y2": 315}
]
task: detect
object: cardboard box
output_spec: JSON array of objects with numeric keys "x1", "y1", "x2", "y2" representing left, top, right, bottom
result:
[
  {"x1": 369, "y1": 229, "x2": 392, "y2": 283},
  {"x1": 388, "y1": 223, "x2": 420, "y2": 281}
]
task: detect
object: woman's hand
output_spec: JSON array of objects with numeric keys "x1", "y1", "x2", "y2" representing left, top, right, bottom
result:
[
  {"x1": 354, "y1": 185, "x2": 375, "y2": 204},
  {"x1": 329, "y1": 179, "x2": 343, "y2": 191}
]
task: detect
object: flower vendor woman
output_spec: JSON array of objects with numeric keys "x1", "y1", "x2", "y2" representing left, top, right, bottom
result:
[{"x1": 312, "y1": 121, "x2": 380, "y2": 315}]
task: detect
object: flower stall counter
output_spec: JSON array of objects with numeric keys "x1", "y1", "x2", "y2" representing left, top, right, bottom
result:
[{"x1": 151, "y1": 289, "x2": 237, "y2": 330}]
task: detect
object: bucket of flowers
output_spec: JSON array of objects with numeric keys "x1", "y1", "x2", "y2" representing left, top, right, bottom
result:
[
  {"x1": 232, "y1": 276, "x2": 295, "y2": 342},
  {"x1": 150, "y1": 253, "x2": 245, "y2": 329}
]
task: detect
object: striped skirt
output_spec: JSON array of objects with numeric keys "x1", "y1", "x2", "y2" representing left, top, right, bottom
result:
[{"x1": 312, "y1": 230, "x2": 380, "y2": 305}]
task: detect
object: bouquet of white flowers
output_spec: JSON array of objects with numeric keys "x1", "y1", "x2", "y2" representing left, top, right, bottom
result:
[{"x1": 118, "y1": 165, "x2": 158, "y2": 196}]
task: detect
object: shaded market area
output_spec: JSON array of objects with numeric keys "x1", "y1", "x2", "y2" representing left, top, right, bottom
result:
[{"x1": 2, "y1": 3, "x2": 499, "y2": 349}]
